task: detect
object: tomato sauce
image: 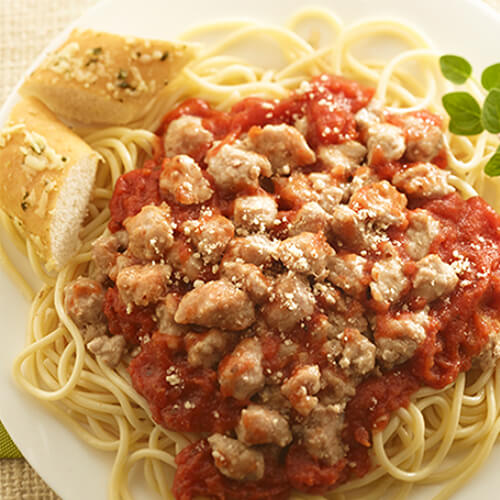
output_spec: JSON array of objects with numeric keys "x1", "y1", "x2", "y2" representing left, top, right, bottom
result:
[
  {"x1": 342, "y1": 192, "x2": 500, "y2": 474},
  {"x1": 104, "y1": 287, "x2": 156, "y2": 345},
  {"x1": 109, "y1": 167, "x2": 162, "y2": 232},
  {"x1": 173, "y1": 440, "x2": 290, "y2": 500},
  {"x1": 129, "y1": 332, "x2": 245, "y2": 433},
  {"x1": 104, "y1": 73, "x2": 500, "y2": 499},
  {"x1": 411, "y1": 194, "x2": 500, "y2": 387}
]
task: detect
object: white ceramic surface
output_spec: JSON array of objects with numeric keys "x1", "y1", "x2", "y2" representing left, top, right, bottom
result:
[{"x1": 1, "y1": 0, "x2": 500, "y2": 499}]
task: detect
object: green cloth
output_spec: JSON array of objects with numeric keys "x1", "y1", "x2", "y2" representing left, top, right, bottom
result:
[{"x1": 0, "y1": 420, "x2": 22, "y2": 458}]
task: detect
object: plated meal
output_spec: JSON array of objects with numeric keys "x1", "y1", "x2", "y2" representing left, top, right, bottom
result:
[{"x1": 2, "y1": 4, "x2": 500, "y2": 500}]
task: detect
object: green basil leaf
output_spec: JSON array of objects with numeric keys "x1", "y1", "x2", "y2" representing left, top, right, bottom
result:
[
  {"x1": 442, "y1": 92, "x2": 484, "y2": 135},
  {"x1": 439, "y1": 55, "x2": 472, "y2": 84},
  {"x1": 484, "y1": 145, "x2": 500, "y2": 176},
  {"x1": 482, "y1": 89, "x2": 500, "y2": 134},
  {"x1": 481, "y1": 63, "x2": 500, "y2": 91}
]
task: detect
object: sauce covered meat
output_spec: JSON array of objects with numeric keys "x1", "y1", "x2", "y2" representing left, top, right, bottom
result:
[{"x1": 64, "y1": 74, "x2": 500, "y2": 499}]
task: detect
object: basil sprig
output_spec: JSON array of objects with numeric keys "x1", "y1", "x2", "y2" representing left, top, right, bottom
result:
[{"x1": 439, "y1": 55, "x2": 500, "y2": 176}]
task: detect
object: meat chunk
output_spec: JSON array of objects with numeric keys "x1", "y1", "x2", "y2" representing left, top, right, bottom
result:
[
  {"x1": 116, "y1": 264, "x2": 172, "y2": 307},
  {"x1": 475, "y1": 314, "x2": 500, "y2": 371},
  {"x1": 375, "y1": 309, "x2": 430, "y2": 367},
  {"x1": 207, "y1": 434, "x2": 264, "y2": 481},
  {"x1": 366, "y1": 123, "x2": 406, "y2": 164},
  {"x1": 320, "y1": 368, "x2": 356, "y2": 407},
  {"x1": 413, "y1": 254, "x2": 458, "y2": 302},
  {"x1": 278, "y1": 232, "x2": 334, "y2": 279},
  {"x1": 236, "y1": 405, "x2": 292, "y2": 447},
  {"x1": 288, "y1": 202, "x2": 330, "y2": 236},
  {"x1": 263, "y1": 272, "x2": 315, "y2": 331},
  {"x1": 275, "y1": 173, "x2": 319, "y2": 209},
  {"x1": 247, "y1": 124, "x2": 316, "y2": 175},
  {"x1": 328, "y1": 311, "x2": 369, "y2": 340},
  {"x1": 174, "y1": 280, "x2": 255, "y2": 330},
  {"x1": 318, "y1": 140, "x2": 367, "y2": 177},
  {"x1": 349, "y1": 180, "x2": 407, "y2": 228},
  {"x1": 64, "y1": 277, "x2": 107, "y2": 342},
  {"x1": 87, "y1": 335, "x2": 126, "y2": 368},
  {"x1": 254, "y1": 385, "x2": 292, "y2": 413},
  {"x1": 218, "y1": 338, "x2": 265, "y2": 400},
  {"x1": 159, "y1": 155, "x2": 213, "y2": 205},
  {"x1": 302, "y1": 405, "x2": 345, "y2": 465},
  {"x1": 400, "y1": 114, "x2": 443, "y2": 162},
  {"x1": 355, "y1": 100, "x2": 383, "y2": 131},
  {"x1": 64, "y1": 277, "x2": 105, "y2": 327},
  {"x1": 370, "y1": 257, "x2": 409, "y2": 305},
  {"x1": 185, "y1": 329, "x2": 229, "y2": 368},
  {"x1": 392, "y1": 163, "x2": 454, "y2": 200},
  {"x1": 155, "y1": 293, "x2": 187, "y2": 336},
  {"x1": 165, "y1": 240, "x2": 203, "y2": 282},
  {"x1": 221, "y1": 261, "x2": 271, "y2": 304},
  {"x1": 339, "y1": 328, "x2": 376, "y2": 376},
  {"x1": 233, "y1": 195, "x2": 278, "y2": 233},
  {"x1": 323, "y1": 286, "x2": 369, "y2": 337},
  {"x1": 346, "y1": 166, "x2": 380, "y2": 200},
  {"x1": 91, "y1": 230, "x2": 128, "y2": 281},
  {"x1": 404, "y1": 209, "x2": 440, "y2": 260},
  {"x1": 185, "y1": 215, "x2": 234, "y2": 265},
  {"x1": 308, "y1": 173, "x2": 344, "y2": 213},
  {"x1": 328, "y1": 253, "x2": 370, "y2": 299},
  {"x1": 329, "y1": 205, "x2": 375, "y2": 250},
  {"x1": 313, "y1": 282, "x2": 342, "y2": 312},
  {"x1": 206, "y1": 143, "x2": 271, "y2": 193},
  {"x1": 163, "y1": 115, "x2": 213, "y2": 159},
  {"x1": 281, "y1": 364, "x2": 321, "y2": 416},
  {"x1": 108, "y1": 253, "x2": 136, "y2": 282},
  {"x1": 224, "y1": 234, "x2": 278, "y2": 267},
  {"x1": 124, "y1": 204, "x2": 174, "y2": 261}
]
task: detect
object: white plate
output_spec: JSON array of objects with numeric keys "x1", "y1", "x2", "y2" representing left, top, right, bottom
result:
[{"x1": 1, "y1": 0, "x2": 500, "y2": 499}]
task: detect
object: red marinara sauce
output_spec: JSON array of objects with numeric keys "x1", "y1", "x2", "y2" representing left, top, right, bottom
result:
[
  {"x1": 343, "y1": 193, "x2": 500, "y2": 476},
  {"x1": 104, "y1": 72, "x2": 500, "y2": 499}
]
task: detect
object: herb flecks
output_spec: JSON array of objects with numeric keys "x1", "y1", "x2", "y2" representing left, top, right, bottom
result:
[
  {"x1": 85, "y1": 47, "x2": 103, "y2": 66},
  {"x1": 21, "y1": 192, "x2": 29, "y2": 211},
  {"x1": 439, "y1": 54, "x2": 500, "y2": 176},
  {"x1": 116, "y1": 69, "x2": 136, "y2": 91},
  {"x1": 160, "y1": 51, "x2": 169, "y2": 61},
  {"x1": 117, "y1": 80, "x2": 136, "y2": 90}
]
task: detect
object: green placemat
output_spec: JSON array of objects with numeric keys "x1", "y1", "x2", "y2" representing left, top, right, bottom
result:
[{"x1": 0, "y1": 421, "x2": 22, "y2": 459}]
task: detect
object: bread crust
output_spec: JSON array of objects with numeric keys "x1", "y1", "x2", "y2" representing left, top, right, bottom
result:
[
  {"x1": 20, "y1": 29, "x2": 198, "y2": 125},
  {"x1": 0, "y1": 97, "x2": 100, "y2": 269}
]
